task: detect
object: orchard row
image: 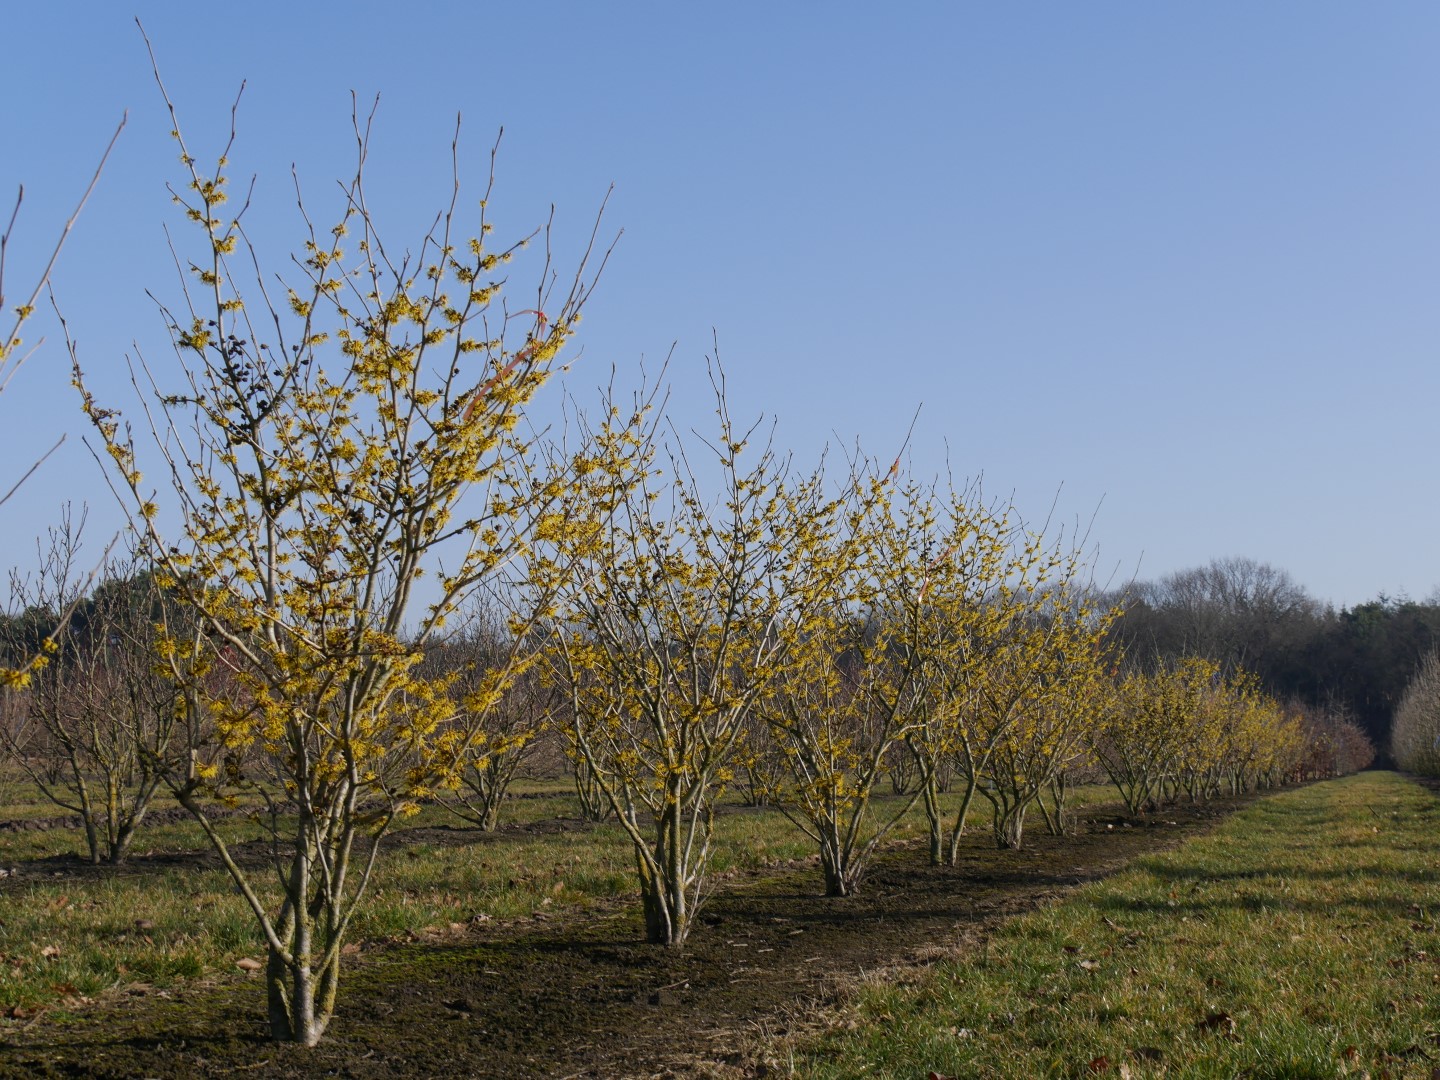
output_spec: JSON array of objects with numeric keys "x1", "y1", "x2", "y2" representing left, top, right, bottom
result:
[{"x1": 1, "y1": 92, "x2": 1369, "y2": 1046}]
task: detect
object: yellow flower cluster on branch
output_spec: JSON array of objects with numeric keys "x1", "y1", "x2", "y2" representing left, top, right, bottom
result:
[
  {"x1": 70, "y1": 58, "x2": 613, "y2": 1045},
  {"x1": 1090, "y1": 657, "x2": 1302, "y2": 815}
]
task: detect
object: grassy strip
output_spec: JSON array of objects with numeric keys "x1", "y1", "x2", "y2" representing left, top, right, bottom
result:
[
  {"x1": 0, "y1": 780, "x2": 1120, "y2": 1017},
  {"x1": 786, "y1": 771, "x2": 1440, "y2": 1080}
]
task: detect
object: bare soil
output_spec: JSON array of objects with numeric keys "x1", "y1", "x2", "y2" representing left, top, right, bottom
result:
[{"x1": 0, "y1": 795, "x2": 1255, "y2": 1079}]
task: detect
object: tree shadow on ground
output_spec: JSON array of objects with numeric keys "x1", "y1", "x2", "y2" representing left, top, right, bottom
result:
[{"x1": 0, "y1": 792, "x2": 1258, "y2": 1080}]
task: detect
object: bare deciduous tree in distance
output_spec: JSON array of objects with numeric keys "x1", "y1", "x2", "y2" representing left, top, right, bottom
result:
[
  {"x1": 1, "y1": 511, "x2": 194, "y2": 863},
  {"x1": 0, "y1": 118, "x2": 124, "y2": 692}
]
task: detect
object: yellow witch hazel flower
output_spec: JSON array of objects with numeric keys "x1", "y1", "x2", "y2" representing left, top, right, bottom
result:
[{"x1": 69, "y1": 54, "x2": 615, "y2": 1047}]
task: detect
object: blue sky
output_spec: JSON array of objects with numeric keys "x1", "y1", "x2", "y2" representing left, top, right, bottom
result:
[{"x1": 2, "y1": 3, "x2": 1438, "y2": 609}]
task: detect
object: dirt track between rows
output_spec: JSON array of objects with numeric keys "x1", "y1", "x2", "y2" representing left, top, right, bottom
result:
[{"x1": 0, "y1": 794, "x2": 1257, "y2": 1079}]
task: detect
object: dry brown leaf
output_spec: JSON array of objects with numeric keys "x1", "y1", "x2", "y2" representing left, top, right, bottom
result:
[{"x1": 1198, "y1": 1010, "x2": 1236, "y2": 1035}]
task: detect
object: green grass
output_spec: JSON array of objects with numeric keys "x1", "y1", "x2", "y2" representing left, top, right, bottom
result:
[
  {"x1": 0, "y1": 775, "x2": 1122, "y2": 1017},
  {"x1": 785, "y1": 771, "x2": 1440, "y2": 1079}
]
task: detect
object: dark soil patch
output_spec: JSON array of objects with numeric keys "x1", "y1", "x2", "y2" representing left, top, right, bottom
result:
[{"x1": 0, "y1": 795, "x2": 1255, "y2": 1079}]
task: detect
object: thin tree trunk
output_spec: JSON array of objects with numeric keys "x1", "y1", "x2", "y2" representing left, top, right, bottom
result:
[
  {"x1": 944, "y1": 774, "x2": 981, "y2": 866},
  {"x1": 920, "y1": 770, "x2": 943, "y2": 866}
]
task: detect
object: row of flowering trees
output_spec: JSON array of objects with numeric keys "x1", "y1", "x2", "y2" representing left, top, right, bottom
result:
[
  {"x1": 2, "y1": 77, "x2": 1371, "y2": 1048},
  {"x1": 1091, "y1": 659, "x2": 1305, "y2": 815}
]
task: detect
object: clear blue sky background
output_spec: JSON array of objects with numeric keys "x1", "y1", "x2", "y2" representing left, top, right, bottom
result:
[{"x1": 2, "y1": 3, "x2": 1437, "y2": 610}]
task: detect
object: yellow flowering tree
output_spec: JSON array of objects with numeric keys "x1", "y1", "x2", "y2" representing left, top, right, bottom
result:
[
  {"x1": 893, "y1": 483, "x2": 1080, "y2": 864},
  {"x1": 1089, "y1": 658, "x2": 1294, "y2": 813},
  {"x1": 542, "y1": 370, "x2": 860, "y2": 945},
  {"x1": 1254, "y1": 701, "x2": 1309, "y2": 786},
  {"x1": 1182, "y1": 670, "x2": 1295, "y2": 798},
  {"x1": 419, "y1": 613, "x2": 563, "y2": 831},
  {"x1": 973, "y1": 591, "x2": 1116, "y2": 848},
  {"x1": 748, "y1": 470, "x2": 916, "y2": 897},
  {"x1": 860, "y1": 479, "x2": 962, "y2": 866},
  {"x1": 1090, "y1": 658, "x2": 1219, "y2": 815},
  {"x1": 72, "y1": 65, "x2": 609, "y2": 1044}
]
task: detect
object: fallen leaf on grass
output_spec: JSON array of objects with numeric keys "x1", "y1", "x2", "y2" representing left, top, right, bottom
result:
[
  {"x1": 39, "y1": 945, "x2": 60, "y2": 960},
  {"x1": 927, "y1": 1072, "x2": 956, "y2": 1080},
  {"x1": 1078, "y1": 959, "x2": 1101, "y2": 972},
  {"x1": 1197, "y1": 1010, "x2": 1236, "y2": 1035},
  {"x1": 1087, "y1": 1056, "x2": 1111, "y2": 1073}
]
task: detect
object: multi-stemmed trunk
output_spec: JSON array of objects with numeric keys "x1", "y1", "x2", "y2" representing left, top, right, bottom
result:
[
  {"x1": 818, "y1": 842, "x2": 861, "y2": 898},
  {"x1": 626, "y1": 782, "x2": 713, "y2": 947},
  {"x1": 807, "y1": 792, "x2": 919, "y2": 897},
  {"x1": 570, "y1": 752, "x2": 611, "y2": 822},
  {"x1": 45, "y1": 761, "x2": 162, "y2": 866},
  {"x1": 994, "y1": 801, "x2": 1028, "y2": 849},
  {"x1": 1036, "y1": 770, "x2": 1072, "y2": 837},
  {"x1": 910, "y1": 738, "x2": 952, "y2": 867},
  {"x1": 178, "y1": 781, "x2": 382, "y2": 1045},
  {"x1": 263, "y1": 838, "x2": 344, "y2": 1046},
  {"x1": 984, "y1": 783, "x2": 1035, "y2": 849}
]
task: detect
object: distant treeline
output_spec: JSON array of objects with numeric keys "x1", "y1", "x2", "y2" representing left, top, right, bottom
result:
[{"x1": 1107, "y1": 555, "x2": 1440, "y2": 759}]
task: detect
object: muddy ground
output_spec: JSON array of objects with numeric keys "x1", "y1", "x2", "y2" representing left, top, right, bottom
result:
[{"x1": 0, "y1": 795, "x2": 1254, "y2": 1079}]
